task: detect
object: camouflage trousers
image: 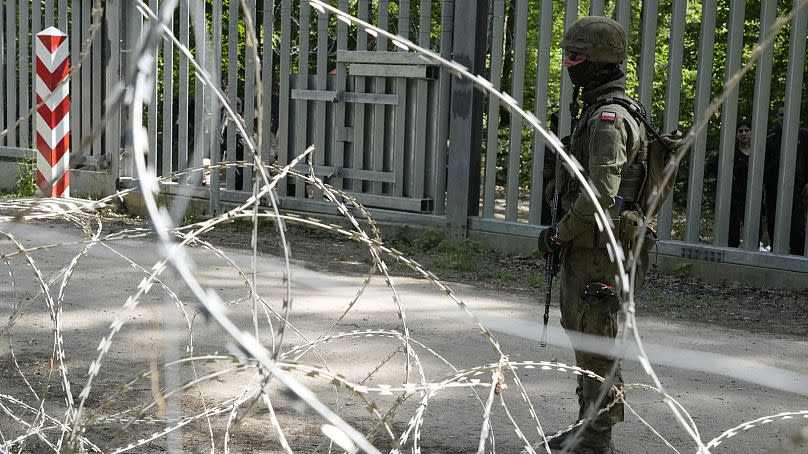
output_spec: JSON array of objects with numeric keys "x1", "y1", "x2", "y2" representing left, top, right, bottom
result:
[{"x1": 559, "y1": 244, "x2": 625, "y2": 449}]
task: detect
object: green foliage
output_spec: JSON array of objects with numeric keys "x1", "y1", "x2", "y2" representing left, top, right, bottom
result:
[
  {"x1": 15, "y1": 157, "x2": 37, "y2": 197},
  {"x1": 673, "y1": 261, "x2": 693, "y2": 276},
  {"x1": 432, "y1": 239, "x2": 484, "y2": 272},
  {"x1": 527, "y1": 272, "x2": 546, "y2": 289},
  {"x1": 393, "y1": 227, "x2": 445, "y2": 255},
  {"x1": 393, "y1": 227, "x2": 485, "y2": 272},
  {"x1": 493, "y1": 269, "x2": 516, "y2": 281}
]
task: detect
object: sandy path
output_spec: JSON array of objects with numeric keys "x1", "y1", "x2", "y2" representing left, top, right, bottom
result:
[{"x1": 0, "y1": 221, "x2": 805, "y2": 453}]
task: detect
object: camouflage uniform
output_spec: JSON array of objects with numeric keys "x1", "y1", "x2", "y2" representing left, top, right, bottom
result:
[{"x1": 550, "y1": 16, "x2": 647, "y2": 452}]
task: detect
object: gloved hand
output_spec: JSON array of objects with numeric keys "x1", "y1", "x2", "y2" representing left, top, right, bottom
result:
[{"x1": 538, "y1": 226, "x2": 563, "y2": 254}]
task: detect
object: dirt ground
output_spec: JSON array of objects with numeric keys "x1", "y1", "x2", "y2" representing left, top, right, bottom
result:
[
  {"x1": 195, "y1": 218, "x2": 808, "y2": 338},
  {"x1": 1, "y1": 214, "x2": 807, "y2": 453}
]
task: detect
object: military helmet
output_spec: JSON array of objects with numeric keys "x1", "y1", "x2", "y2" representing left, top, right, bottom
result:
[{"x1": 561, "y1": 16, "x2": 627, "y2": 64}]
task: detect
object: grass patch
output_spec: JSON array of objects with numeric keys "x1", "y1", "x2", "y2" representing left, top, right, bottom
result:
[
  {"x1": 647, "y1": 290, "x2": 727, "y2": 311},
  {"x1": 392, "y1": 227, "x2": 444, "y2": 255},
  {"x1": 432, "y1": 239, "x2": 483, "y2": 272},
  {"x1": 673, "y1": 261, "x2": 693, "y2": 276},
  {"x1": 527, "y1": 272, "x2": 546, "y2": 289},
  {"x1": 1, "y1": 157, "x2": 37, "y2": 198}
]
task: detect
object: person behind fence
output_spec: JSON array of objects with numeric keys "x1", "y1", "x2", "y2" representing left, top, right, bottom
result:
[
  {"x1": 536, "y1": 16, "x2": 648, "y2": 454},
  {"x1": 763, "y1": 103, "x2": 808, "y2": 255},
  {"x1": 726, "y1": 119, "x2": 753, "y2": 248},
  {"x1": 219, "y1": 96, "x2": 246, "y2": 191}
]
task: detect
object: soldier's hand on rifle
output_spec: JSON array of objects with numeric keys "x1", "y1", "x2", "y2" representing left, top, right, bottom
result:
[{"x1": 538, "y1": 226, "x2": 563, "y2": 255}]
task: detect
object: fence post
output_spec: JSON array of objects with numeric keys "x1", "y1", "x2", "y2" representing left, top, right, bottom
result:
[
  {"x1": 35, "y1": 27, "x2": 70, "y2": 198},
  {"x1": 445, "y1": 0, "x2": 489, "y2": 240},
  {"x1": 105, "y1": 0, "x2": 122, "y2": 190}
]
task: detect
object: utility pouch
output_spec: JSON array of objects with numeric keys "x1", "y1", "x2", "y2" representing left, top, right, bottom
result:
[
  {"x1": 583, "y1": 281, "x2": 620, "y2": 313},
  {"x1": 618, "y1": 210, "x2": 643, "y2": 247}
]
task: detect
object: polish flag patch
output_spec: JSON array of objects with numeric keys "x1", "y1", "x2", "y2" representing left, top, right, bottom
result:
[{"x1": 600, "y1": 111, "x2": 617, "y2": 121}]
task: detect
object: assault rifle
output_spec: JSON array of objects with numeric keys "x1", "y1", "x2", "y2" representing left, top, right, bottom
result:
[{"x1": 540, "y1": 191, "x2": 562, "y2": 347}]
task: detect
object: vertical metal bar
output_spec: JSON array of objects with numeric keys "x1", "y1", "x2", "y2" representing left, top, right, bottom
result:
[
  {"x1": 529, "y1": 0, "x2": 552, "y2": 225},
  {"x1": 58, "y1": 0, "x2": 67, "y2": 31},
  {"x1": 277, "y1": 0, "x2": 291, "y2": 195},
  {"x1": 482, "y1": 0, "x2": 505, "y2": 219},
  {"x1": 411, "y1": 0, "x2": 431, "y2": 200},
  {"x1": 32, "y1": 0, "x2": 42, "y2": 150},
  {"x1": 713, "y1": 0, "x2": 745, "y2": 247},
  {"x1": 81, "y1": 0, "x2": 91, "y2": 160},
  {"x1": 162, "y1": 2, "x2": 174, "y2": 178},
  {"x1": 313, "y1": 1, "x2": 328, "y2": 200},
  {"x1": 742, "y1": 0, "x2": 777, "y2": 250},
  {"x1": 614, "y1": 0, "x2": 630, "y2": 74},
  {"x1": 121, "y1": 0, "x2": 140, "y2": 177},
  {"x1": 614, "y1": 0, "x2": 630, "y2": 35},
  {"x1": 241, "y1": 0, "x2": 255, "y2": 190},
  {"x1": 657, "y1": 0, "x2": 686, "y2": 240},
  {"x1": 18, "y1": 0, "x2": 29, "y2": 148},
  {"x1": 637, "y1": 0, "x2": 657, "y2": 110},
  {"x1": 6, "y1": 0, "x2": 16, "y2": 147},
  {"x1": 294, "y1": 0, "x2": 310, "y2": 198},
  {"x1": 260, "y1": 0, "x2": 275, "y2": 174},
  {"x1": 352, "y1": 0, "x2": 369, "y2": 193},
  {"x1": 105, "y1": 0, "x2": 121, "y2": 182},
  {"x1": 392, "y1": 0, "x2": 409, "y2": 197},
  {"x1": 192, "y1": 0, "x2": 207, "y2": 185},
  {"x1": 505, "y1": 0, "x2": 528, "y2": 222},
  {"x1": 226, "y1": 0, "x2": 238, "y2": 189},
  {"x1": 774, "y1": 2, "x2": 807, "y2": 255},
  {"x1": 209, "y1": 0, "x2": 223, "y2": 212},
  {"x1": 432, "y1": 0, "x2": 453, "y2": 214},
  {"x1": 331, "y1": 0, "x2": 347, "y2": 191},
  {"x1": 70, "y1": 0, "x2": 80, "y2": 156},
  {"x1": 0, "y1": 3, "x2": 5, "y2": 145},
  {"x1": 446, "y1": 0, "x2": 488, "y2": 237},
  {"x1": 147, "y1": 0, "x2": 159, "y2": 173},
  {"x1": 557, "y1": 0, "x2": 577, "y2": 139},
  {"x1": 370, "y1": 0, "x2": 389, "y2": 195},
  {"x1": 93, "y1": 0, "x2": 103, "y2": 159},
  {"x1": 45, "y1": 0, "x2": 54, "y2": 27},
  {"x1": 590, "y1": 0, "x2": 604, "y2": 16},
  {"x1": 0, "y1": 0, "x2": 4, "y2": 147},
  {"x1": 683, "y1": 0, "x2": 716, "y2": 243},
  {"x1": 177, "y1": 0, "x2": 189, "y2": 172}
]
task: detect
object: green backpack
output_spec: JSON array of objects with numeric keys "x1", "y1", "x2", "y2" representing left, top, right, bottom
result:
[{"x1": 579, "y1": 97, "x2": 686, "y2": 219}]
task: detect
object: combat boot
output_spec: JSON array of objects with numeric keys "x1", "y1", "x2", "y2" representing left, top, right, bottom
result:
[{"x1": 543, "y1": 430, "x2": 574, "y2": 450}]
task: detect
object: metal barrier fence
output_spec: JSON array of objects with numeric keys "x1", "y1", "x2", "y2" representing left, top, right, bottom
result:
[
  {"x1": 466, "y1": 0, "x2": 808, "y2": 274},
  {"x1": 1, "y1": 0, "x2": 807, "y2": 274}
]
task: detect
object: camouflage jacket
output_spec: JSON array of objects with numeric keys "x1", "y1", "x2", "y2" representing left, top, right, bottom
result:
[{"x1": 556, "y1": 78, "x2": 645, "y2": 243}]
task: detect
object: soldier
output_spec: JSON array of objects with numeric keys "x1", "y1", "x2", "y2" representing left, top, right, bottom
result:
[{"x1": 537, "y1": 16, "x2": 648, "y2": 454}]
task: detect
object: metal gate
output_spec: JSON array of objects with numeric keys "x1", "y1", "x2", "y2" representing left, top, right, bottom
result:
[{"x1": 277, "y1": 0, "x2": 445, "y2": 214}]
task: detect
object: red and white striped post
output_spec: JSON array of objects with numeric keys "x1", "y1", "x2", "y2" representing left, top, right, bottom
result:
[{"x1": 35, "y1": 26, "x2": 70, "y2": 198}]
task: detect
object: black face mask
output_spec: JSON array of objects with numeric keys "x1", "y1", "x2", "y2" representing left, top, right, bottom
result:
[
  {"x1": 567, "y1": 60, "x2": 624, "y2": 88},
  {"x1": 566, "y1": 60, "x2": 601, "y2": 87}
]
